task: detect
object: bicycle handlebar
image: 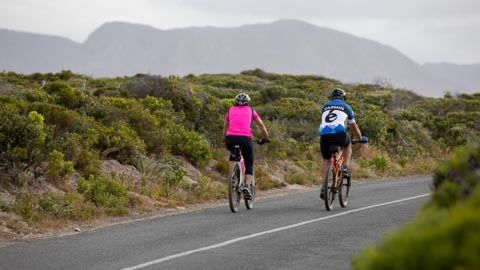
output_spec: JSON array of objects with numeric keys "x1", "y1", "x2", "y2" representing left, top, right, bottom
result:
[
  {"x1": 257, "y1": 139, "x2": 270, "y2": 145},
  {"x1": 351, "y1": 140, "x2": 368, "y2": 145}
]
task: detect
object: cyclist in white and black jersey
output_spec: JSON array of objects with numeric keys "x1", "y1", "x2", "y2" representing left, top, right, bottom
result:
[{"x1": 319, "y1": 88, "x2": 368, "y2": 180}]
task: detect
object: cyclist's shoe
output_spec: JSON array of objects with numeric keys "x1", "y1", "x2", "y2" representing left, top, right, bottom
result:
[
  {"x1": 243, "y1": 186, "x2": 252, "y2": 200},
  {"x1": 342, "y1": 165, "x2": 351, "y2": 178},
  {"x1": 320, "y1": 186, "x2": 325, "y2": 200}
]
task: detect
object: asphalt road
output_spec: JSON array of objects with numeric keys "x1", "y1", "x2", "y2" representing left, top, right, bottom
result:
[{"x1": 0, "y1": 176, "x2": 431, "y2": 270}]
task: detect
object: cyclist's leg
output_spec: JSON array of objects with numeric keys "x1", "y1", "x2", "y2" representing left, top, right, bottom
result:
[
  {"x1": 321, "y1": 159, "x2": 331, "y2": 180},
  {"x1": 240, "y1": 137, "x2": 254, "y2": 187},
  {"x1": 320, "y1": 135, "x2": 333, "y2": 177},
  {"x1": 338, "y1": 133, "x2": 352, "y2": 175},
  {"x1": 341, "y1": 133, "x2": 351, "y2": 167}
]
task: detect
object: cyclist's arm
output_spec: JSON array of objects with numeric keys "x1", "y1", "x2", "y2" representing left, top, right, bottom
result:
[
  {"x1": 254, "y1": 117, "x2": 270, "y2": 141},
  {"x1": 349, "y1": 122, "x2": 363, "y2": 141},
  {"x1": 223, "y1": 120, "x2": 229, "y2": 139}
]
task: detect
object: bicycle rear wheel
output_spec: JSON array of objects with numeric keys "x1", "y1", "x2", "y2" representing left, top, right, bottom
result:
[
  {"x1": 228, "y1": 163, "x2": 242, "y2": 213},
  {"x1": 323, "y1": 165, "x2": 336, "y2": 211},
  {"x1": 339, "y1": 172, "x2": 350, "y2": 207},
  {"x1": 245, "y1": 174, "x2": 255, "y2": 209}
]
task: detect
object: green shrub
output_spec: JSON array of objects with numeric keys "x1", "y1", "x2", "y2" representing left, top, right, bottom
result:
[
  {"x1": 191, "y1": 175, "x2": 226, "y2": 201},
  {"x1": 77, "y1": 175, "x2": 128, "y2": 215},
  {"x1": 372, "y1": 155, "x2": 389, "y2": 171},
  {"x1": 36, "y1": 193, "x2": 96, "y2": 220},
  {"x1": 14, "y1": 190, "x2": 35, "y2": 220},
  {"x1": 38, "y1": 197, "x2": 55, "y2": 212},
  {"x1": 352, "y1": 139, "x2": 480, "y2": 270},
  {"x1": 47, "y1": 150, "x2": 74, "y2": 182},
  {"x1": 28, "y1": 102, "x2": 93, "y2": 137},
  {"x1": 170, "y1": 128, "x2": 212, "y2": 167},
  {"x1": 163, "y1": 167, "x2": 186, "y2": 188},
  {"x1": 286, "y1": 172, "x2": 307, "y2": 185},
  {"x1": 259, "y1": 86, "x2": 289, "y2": 103},
  {"x1": 57, "y1": 70, "x2": 75, "y2": 81},
  {"x1": 255, "y1": 166, "x2": 283, "y2": 191},
  {"x1": 63, "y1": 132, "x2": 101, "y2": 176},
  {"x1": 355, "y1": 105, "x2": 389, "y2": 147},
  {"x1": 352, "y1": 188, "x2": 480, "y2": 270},
  {"x1": 287, "y1": 170, "x2": 318, "y2": 186},
  {"x1": 0, "y1": 108, "x2": 50, "y2": 166},
  {"x1": 0, "y1": 95, "x2": 28, "y2": 113},
  {"x1": 431, "y1": 141, "x2": 480, "y2": 208},
  {"x1": 43, "y1": 81, "x2": 83, "y2": 109},
  {"x1": 96, "y1": 122, "x2": 146, "y2": 167},
  {"x1": 8, "y1": 147, "x2": 28, "y2": 161}
]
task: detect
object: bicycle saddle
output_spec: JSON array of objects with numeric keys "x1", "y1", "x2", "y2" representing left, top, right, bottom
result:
[
  {"x1": 229, "y1": 145, "x2": 242, "y2": 161},
  {"x1": 329, "y1": 144, "x2": 340, "y2": 154}
]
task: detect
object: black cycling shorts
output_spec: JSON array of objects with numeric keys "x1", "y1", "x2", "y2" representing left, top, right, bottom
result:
[
  {"x1": 320, "y1": 133, "x2": 350, "y2": 159},
  {"x1": 225, "y1": 135, "x2": 254, "y2": 175}
]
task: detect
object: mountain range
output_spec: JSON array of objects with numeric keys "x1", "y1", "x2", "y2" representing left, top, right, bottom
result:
[{"x1": 1, "y1": 19, "x2": 478, "y2": 97}]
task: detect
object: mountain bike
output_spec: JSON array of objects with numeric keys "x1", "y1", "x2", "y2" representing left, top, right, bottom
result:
[
  {"x1": 227, "y1": 139, "x2": 268, "y2": 213},
  {"x1": 322, "y1": 140, "x2": 367, "y2": 211}
]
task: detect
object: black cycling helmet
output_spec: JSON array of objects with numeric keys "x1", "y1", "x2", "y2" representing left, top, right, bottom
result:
[
  {"x1": 331, "y1": 88, "x2": 346, "y2": 100},
  {"x1": 235, "y1": 92, "x2": 251, "y2": 105}
]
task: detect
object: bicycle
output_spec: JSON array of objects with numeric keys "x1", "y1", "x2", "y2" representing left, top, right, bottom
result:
[
  {"x1": 321, "y1": 140, "x2": 367, "y2": 211},
  {"x1": 227, "y1": 139, "x2": 268, "y2": 213}
]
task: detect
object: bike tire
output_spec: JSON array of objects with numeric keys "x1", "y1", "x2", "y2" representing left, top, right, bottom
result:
[
  {"x1": 339, "y1": 172, "x2": 350, "y2": 207},
  {"x1": 245, "y1": 174, "x2": 255, "y2": 209},
  {"x1": 323, "y1": 165, "x2": 336, "y2": 211},
  {"x1": 228, "y1": 163, "x2": 242, "y2": 213}
]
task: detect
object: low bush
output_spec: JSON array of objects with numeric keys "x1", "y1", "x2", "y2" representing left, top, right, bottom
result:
[
  {"x1": 77, "y1": 175, "x2": 128, "y2": 215},
  {"x1": 43, "y1": 81, "x2": 84, "y2": 109},
  {"x1": 47, "y1": 150, "x2": 74, "y2": 183},
  {"x1": 352, "y1": 188, "x2": 480, "y2": 270},
  {"x1": 431, "y1": 141, "x2": 480, "y2": 208},
  {"x1": 352, "y1": 140, "x2": 480, "y2": 269}
]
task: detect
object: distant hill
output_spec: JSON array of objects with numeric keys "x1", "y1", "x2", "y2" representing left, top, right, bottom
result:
[
  {"x1": 421, "y1": 62, "x2": 480, "y2": 95},
  {"x1": 0, "y1": 29, "x2": 81, "y2": 73},
  {"x1": 0, "y1": 19, "x2": 478, "y2": 97}
]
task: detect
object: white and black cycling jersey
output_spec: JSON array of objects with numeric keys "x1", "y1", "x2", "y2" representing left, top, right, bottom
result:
[{"x1": 319, "y1": 99, "x2": 355, "y2": 135}]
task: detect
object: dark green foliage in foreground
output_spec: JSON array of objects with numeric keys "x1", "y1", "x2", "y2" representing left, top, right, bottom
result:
[
  {"x1": 352, "y1": 141, "x2": 480, "y2": 270},
  {"x1": 431, "y1": 141, "x2": 480, "y2": 208}
]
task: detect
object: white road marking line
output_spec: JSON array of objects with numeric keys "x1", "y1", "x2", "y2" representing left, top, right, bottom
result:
[{"x1": 121, "y1": 193, "x2": 430, "y2": 270}]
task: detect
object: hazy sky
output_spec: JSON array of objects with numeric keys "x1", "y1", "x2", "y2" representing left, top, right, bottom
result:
[{"x1": 1, "y1": 0, "x2": 479, "y2": 64}]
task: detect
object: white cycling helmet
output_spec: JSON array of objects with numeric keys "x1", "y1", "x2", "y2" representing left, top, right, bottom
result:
[{"x1": 235, "y1": 93, "x2": 250, "y2": 105}]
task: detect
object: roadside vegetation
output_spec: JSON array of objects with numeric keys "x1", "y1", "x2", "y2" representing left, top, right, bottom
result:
[
  {"x1": 352, "y1": 141, "x2": 480, "y2": 269},
  {"x1": 1, "y1": 69, "x2": 479, "y2": 242}
]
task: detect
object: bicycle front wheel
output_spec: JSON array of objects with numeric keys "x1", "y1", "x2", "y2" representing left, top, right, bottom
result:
[
  {"x1": 323, "y1": 165, "x2": 336, "y2": 211},
  {"x1": 339, "y1": 172, "x2": 350, "y2": 208},
  {"x1": 228, "y1": 163, "x2": 242, "y2": 213}
]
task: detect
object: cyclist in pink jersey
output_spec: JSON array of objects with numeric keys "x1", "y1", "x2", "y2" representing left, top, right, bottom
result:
[{"x1": 223, "y1": 93, "x2": 270, "y2": 198}]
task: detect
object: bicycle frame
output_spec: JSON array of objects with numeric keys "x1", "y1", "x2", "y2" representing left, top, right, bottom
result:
[
  {"x1": 330, "y1": 147, "x2": 344, "y2": 190},
  {"x1": 229, "y1": 145, "x2": 245, "y2": 192}
]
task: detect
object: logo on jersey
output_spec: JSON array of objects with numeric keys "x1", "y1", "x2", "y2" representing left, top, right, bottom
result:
[{"x1": 325, "y1": 110, "x2": 337, "y2": 123}]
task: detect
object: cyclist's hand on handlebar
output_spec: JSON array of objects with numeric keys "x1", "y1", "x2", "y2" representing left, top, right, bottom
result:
[
  {"x1": 361, "y1": 136, "x2": 368, "y2": 143},
  {"x1": 257, "y1": 138, "x2": 270, "y2": 145}
]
